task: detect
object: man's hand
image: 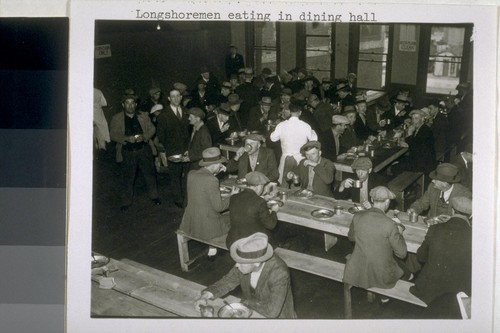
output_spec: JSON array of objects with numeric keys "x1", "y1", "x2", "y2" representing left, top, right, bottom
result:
[
  {"x1": 286, "y1": 171, "x2": 295, "y2": 180},
  {"x1": 234, "y1": 147, "x2": 245, "y2": 161},
  {"x1": 194, "y1": 291, "x2": 213, "y2": 312},
  {"x1": 361, "y1": 200, "x2": 372, "y2": 209},
  {"x1": 126, "y1": 136, "x2": 136, "y2": 143},
  {"x1": 135, "y1": 134, "x2": 144, "y2": 143},
  {"x1": 339, "y1": 178, "x2": 354, "y2": 192},
  {"x1": 303, "y1": 160, "x2": 317, "y2": 168},
  {"x1": 221, "y1": 123, "x2": 230, "y2": 133},
  {"x1": 269, "y1": 203, "x2": 280, "y2": 212},
  {"x1": 406, "y1": 208, "x2": 416, "y2": 215}
]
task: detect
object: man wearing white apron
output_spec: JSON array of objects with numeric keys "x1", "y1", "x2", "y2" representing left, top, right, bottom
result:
[{"x1": 270, "y1": 104, "x2": 317, "y2": 185}]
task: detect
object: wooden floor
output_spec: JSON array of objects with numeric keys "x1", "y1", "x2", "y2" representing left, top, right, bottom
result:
[{"x1": 91, "y1": 147, "x2": 458, "y2": 319}]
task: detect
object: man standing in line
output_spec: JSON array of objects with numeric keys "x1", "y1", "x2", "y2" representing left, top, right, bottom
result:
[
  {"x1": 109, "y1": 92, "x2": 161, "y2": 212},
  {"x1": 225, "y1": 44, "x2": 245, "y2": 79},
  {"x1": 156, "y1": 89, "x2": 190, "y2": 208},
  {"x1": 185, "y1": 107, "x2": 212, "y2": 171}
]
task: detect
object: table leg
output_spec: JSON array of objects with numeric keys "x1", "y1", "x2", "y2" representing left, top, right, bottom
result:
[
  {"x1": 176, "y1": 233, "x2": 190, "y2": 272},
  {"x1": 344, "y1": 284, "x2": 353, "y2": 319}
]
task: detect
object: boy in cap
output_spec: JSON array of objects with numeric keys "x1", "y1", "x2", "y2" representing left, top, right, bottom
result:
[
  {"x1": 226, "y1": 172, "x2": 280, "y2": 248},
  {"x1": 343, "y1": 186, "x2": 407, "y2": 290},
  {"x1": 185, "y1": 107, "x2": 212, "y2": 170},
  {"x1": 226, "y1": 133, "x2": 279, "y2": 182},
  {"x1": 180, "y1": 147, "x2": 237, "y2": 260},
  {"x1": 195, "y1": 232, "x2": 296, "y2": 318},
  {"x1": 409, "y1": 196, "x2": 471, "y2": 307},
  {"x1": 408, "y1": 163, "x2": 471, "y2": 218},
  {"x1": 286, "y1": 141, "x2": 335, "y2": 197}
]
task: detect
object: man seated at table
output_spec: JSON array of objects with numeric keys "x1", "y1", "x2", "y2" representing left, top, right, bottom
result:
[
  {"x1": 409, "y1": 196, "x2": 472, "y2": 307},
  {"x1": 343, "y1": 186, "x2": 408, "y2": 290},
  {"x1": 335, "y1": 157, "x2": 372, "y2": 204},
  {"x1": 286, "y1": 141, "x2": 335, "y2": 197},
  {"x1": 226, "y1": 133, "x2": 279, "y2": 182},
  {"x1": 354, "y1": 95, "x2": 378, "y2": 141},
  {"x1": 226, "y1": 172, "x2": 280, "y2": 248},
  {"x1": 194, "y1": 232, "x2": 297, "y2": 318},
  {"x1": 320, "y1": 114, "x2": 350, "y2": 162},
  {"x1": 340, "y1": 105, "x2": 364, "y2": 152},
  {"x1": 407, "y1": 163, "x2": 471, "y2": 218},
  {"x1": 206, "y1": 104, "x2": 232, "y2": 145}
]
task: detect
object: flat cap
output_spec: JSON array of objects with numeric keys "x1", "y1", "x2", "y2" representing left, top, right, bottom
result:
[
  {"x1": 300, "y1": 141, "x2": 321, "y2": 155},
  {"x1": 332, "y1": 115, "x2": 350, "y2": 125},
  {"x1": 246, "y1": 171, "x2": 270, "y2": 186},
  {"x1": 342, "y1": 105, "x2": 357, "y2": 115},
  {"x1": 369, "y1": 186, "x2": 396, "y2": 201},
  {"x1": 351, "y1": 157, "x2": 373, "y2": 170},
  {"x1": 355, "y1": 95, "x2": 367, "y2": 104},
  {"x1": 150, "y1": 104, "x2": 163, "y2": 114},
  {"x1": 221, "y1": 81, "x2": 232, "y2": 89},
  {"x1": 187, "y1": 107, "x2": 205, "y2": 120},
  {"x1": 173, "y1": 82, "x2": 187, "y2": 90},
  {"x1": 149, "y1": 87, "x2": 161, "y2": 95},
  {"x1": 281, "y1": 88, "x2": 292, "y2": 96},
  {"x1": 450, "y1": 196, "x2": 472, "y2": 215}
]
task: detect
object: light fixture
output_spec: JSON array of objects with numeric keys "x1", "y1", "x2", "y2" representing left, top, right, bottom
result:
[{"x1": 156, "y1": 23, "x2": 161, "y2": 31}]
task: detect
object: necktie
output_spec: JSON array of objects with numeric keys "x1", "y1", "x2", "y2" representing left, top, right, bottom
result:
[
  {"x1": 440, "y1": 192, "x2": 446, "y2": 204},
  {"x1": 176, "y1": 107, "x2": 182, "y2": 119}
]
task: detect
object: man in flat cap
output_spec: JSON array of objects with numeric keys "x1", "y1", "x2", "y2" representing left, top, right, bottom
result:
[
  {"x1": 343, "y1": 186, "x2": 407, "y2": 290},
  {"x1": 247, "y1": 96, "x2": 274, "y2": 132},
  {"x1": 286, "y1": 141, "x2": 335, "y2": 197},
  {"x1": 216, "y1": 81, "x2": 233, "y2": 105},
  {"x1": 335, "y1": 157, "x2": 373, "y2": 204},
  {"x1": 226, "y1": 133, "x2": 279, "y2": 182},
  {"x1": 195, "y1": 232, "x2": 296, "y2": 318},
  {"x1": 110, "y1": 92, "x2": 161, "y2": 211},
  {"x1": 320, "y1": 114, "x2": 350, "y2": 162},
  {"x1": 340, "y1": 105, "x2": 364, "y2": 152},
  {"x1": 156, "y1": 89, "x2": 190, "y2": 208},
  {"x1": 195, "y1": 65, "x2": 220, "y2": 97},
  {"x1": 270, "y1": 103, "x2": 318, "y2": 184},
  {"x1": 140, "y1": 87, "x2": 163, "y2": 114},
  {"x1": 225, "y1": 45, "x2": 245, "y2": 79},
  {"x1": 185, "y1": 107, "x2": 212, "y2": 171},
  {"x1": 408, "y1": 163, "x2": 471, "y2": 218},
  {"x1": 397, "y1": 109, "x2": 436, "y2": 176},
  {"x1": 206, "y1": 104, "x2": 232, "y2": 145},
  {"x1": 226, "y1": 172, "x2": 280, "y2": 248},
  {"x1": 387, "y1": 93, "x2": 411, "y2": 130},
  {"x1": 180, "y1": 147, "x2": 236, "y2": 260},
  {"x1": 410, "y1": 196, "x2": 471, "y2": 308}
]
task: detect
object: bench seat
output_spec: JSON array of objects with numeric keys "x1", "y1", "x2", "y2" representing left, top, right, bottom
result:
[{"x1": 175, "y1": 230, "x2": 228, "y2": 271}]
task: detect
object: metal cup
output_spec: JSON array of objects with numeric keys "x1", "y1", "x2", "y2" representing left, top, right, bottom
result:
[
  {"x1": 243, "y1": 144, "x2": 252, "y2": 153},
  {"x1": 370, "y1": 149, "x2": 375, "y2": 158},
  {"x1": 386, "y1": 119, "x2": 391, "y2": 125},
  {"x1": 353, "y1": 180, "x2": 362, "y2": 188},
  {"x1": 280, "y1": 191, "x2": 288, "y2": 202},
  {"x1": 292, "y1": 174, "x2": 300, "y2": 186},
  {"x1": 334, "y1": 205, "x2": 342, "y2": 215},
  {"x1": 409, "y1": 211, "x2": 418, "y2": 223},
  {"x1": 200, "y1": 305, "x2": 214, "y2": 317}
]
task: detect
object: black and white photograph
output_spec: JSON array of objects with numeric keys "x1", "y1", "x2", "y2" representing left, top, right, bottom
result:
[{"x1": 66, "y1": 1, "x2": 497, "y2": 333}]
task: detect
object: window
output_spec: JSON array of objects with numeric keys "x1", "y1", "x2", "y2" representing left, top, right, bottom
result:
[
  {"x1": 253, "y1": 22, "x2": 277, "y2": 74},
  {"x1": 426, "y1": 26, "x2": 465, "y2": 95},
  {"x1": 356, "y1": 24, "x2": 390, "y2": 90},
  {"x1": 305, "y1": 23, "x2": 333, "y2": 78}
]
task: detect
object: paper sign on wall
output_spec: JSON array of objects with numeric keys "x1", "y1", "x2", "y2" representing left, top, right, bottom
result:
[
  {"x1": 399, "y1": 25, "x2": 416, "y2": 52},
  {"x1": 95, "y1": 44, "x2": 112, "y2": 58}
]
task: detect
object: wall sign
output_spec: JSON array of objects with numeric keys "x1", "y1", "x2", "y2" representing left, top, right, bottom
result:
[
  {"x1": 399, "y1": 24, "x2": 416, "y2": 52},
  {"x1": 95, "y1": 44, "x2": 112, "y2": 58}
]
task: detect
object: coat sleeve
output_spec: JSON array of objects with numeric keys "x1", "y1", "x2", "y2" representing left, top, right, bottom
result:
[
  {"x1": 416, "y1": 226, "x2": 432, "y2": 264},
  {"x1": 410, "y1": 184, "x2": 433, "y2": 214},
  {"x1": 189, "y1": 127, "x2": 212, "y2": 162},
  {"x1": 313, "y1": 159, "x2": 335, "y2": 185},
  {"x1": 244, "y1": 263, "x2": 291, "y2": 318},
  {"x1": 109, "y1": 114, "x2": 126, "y2": 144},
  {"x1": 155, "y1": 113, "x2": 168, "y2": 147},
  {"x1": 256, "y1": 199, "x2": 277, "y2": 230},
  {"x1": 265, "y1": 150, "x2": 279, "y2": 182},
  {"x1": 204, "y1": 266, "x2": 241, "y2": 299},
  {"x1": 140, "y1": 113, "x2": 156, "y2": 141},
  {"x1": 347, "y1": 217, "x2": 356, "y2": 241},
  {"x1": 206, "y1": 176, "x2": 230, "y2": 212},
  {"x1": 389, "y1": 223, "x2": 407, "y2": 259}
]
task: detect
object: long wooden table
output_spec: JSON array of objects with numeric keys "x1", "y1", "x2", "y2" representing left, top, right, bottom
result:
[
  {"x1": 221, "y1": 179, "x2": 426, "y2": 253},
  {"x1": 91, "y1": 256, "x2": 264, "y2": 318}
]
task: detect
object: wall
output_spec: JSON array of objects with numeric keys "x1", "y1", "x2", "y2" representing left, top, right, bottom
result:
[
  {"x1": 334, "y1": 24, "x2": 349, "y2": 79},
  {"x1": 391, "y1": 24, "x2": 420, "y2": 86},
  {"x1": 230, "y1": 21, "x2": 246, "y2": 59},
  {"x1": 279, "y1": 22, "x2": 297, "y2": 72}
]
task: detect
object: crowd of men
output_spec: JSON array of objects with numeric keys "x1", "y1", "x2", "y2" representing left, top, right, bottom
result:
[{"x1": 94, "y1": 44, "x2": 473, "y2": 318}]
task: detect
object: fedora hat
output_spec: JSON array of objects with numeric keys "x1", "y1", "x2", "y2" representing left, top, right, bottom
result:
[
  {"x1": 335, "y1": 82, "x2": 349, "y2": 93},
  {"x1": 342, "y1": 104, "x2": 357, "y2": 115},
  {"x1": 228, "y1": 94, "x2": 242, "y2": 105},
  {"x1": 173, "y1": 82, "x2": 187, "y2": 91},
  {"x1": 332, "y1": 115, "x2": 350, "y2": 125},
  {"x1": 199, "y1": 147, "x2": 227, "y2": 166},
  {"x1": 216, "y1": 104, "x2": 231, "y2": 116},
  {"x1": 149, "y1": 87, "x2": 161, "y2": 95},
  {"x1": 150, "y1": 104, "x2": 163, "y2": 114},
  {"x1": 221, "y1": 81, "x2": 232, "y2": 89},
  {"x1": 245, "y1": 133, "x2": 265, "y2": 143},
  {"x1": 122, "y1": 93, "x2": 138, "y2": 103},
  {"x1": 394, "y1": 93, "x2": 410, "y2": 104},
  {"x1": 429, "y1": 163, "x2": 462, "y2": 183},
  {"x1": 260, "y1": 96, "x2": 273, "y2": 106},
  {"x1": 230, "y1": 233, "x2": 273, "y2": 264}
]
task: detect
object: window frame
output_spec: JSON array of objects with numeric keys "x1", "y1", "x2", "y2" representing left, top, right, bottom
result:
[
  {"x1": 304, "y1": 22, "x2": 335, "y2": 79},
  {"x1": 246, "y1": 22, "x2": 281, "y2": 74}
]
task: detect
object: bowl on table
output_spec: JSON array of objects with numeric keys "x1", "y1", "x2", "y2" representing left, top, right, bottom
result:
[
  {"x1": 218, "y1": 303, "x2": 253, "y2": 318},
  {"x1": 311, "y1": 208, "x2": 335, "y2": 219},
  {"x1": 91, "y1": 254, "x2": 110, "y2": 269}
]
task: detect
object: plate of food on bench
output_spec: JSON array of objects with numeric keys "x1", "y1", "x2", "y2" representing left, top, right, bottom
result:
[
  {"x1": 294, "y1": 189, "x2": 314, "y2": 198},
  {"x1": 311, "y1": 208, "x2": 335, "y2": 219},
  {"x1": 218, "y1": 302, "x2": 253, "y2": 318}
]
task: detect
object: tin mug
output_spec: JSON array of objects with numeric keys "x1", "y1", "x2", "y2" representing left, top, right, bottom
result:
[
  {"x1": 370, "y1": 149, "x2": 375, "y2": 158},
  {"x1": 292, "y1": 174, "x2": 300, "y2": 186},
  {"x1": 353, "y1": 180, "x2": 362, "y2": 188},
  {"x1": 243, "y1": 144, "x2": 252, "y2": 153},
  {"x1": 409, "y1": 211, "x2": 418, "y2": 223},
  {"x1": 280, "y1": 191, "x2": 288, "y2": 202},
  {"x1": 334, "y1": 205, "x2": 342, "y2": 215}
]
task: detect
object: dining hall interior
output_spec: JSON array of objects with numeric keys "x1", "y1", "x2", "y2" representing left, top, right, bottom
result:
[{"x1": 91, "y1": 20, "x2": 474, "y2": 320}]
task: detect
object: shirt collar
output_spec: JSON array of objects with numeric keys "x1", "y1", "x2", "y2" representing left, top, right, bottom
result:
[{"x1": 443, "y1": 184, "x2": 454, "y2": 201}]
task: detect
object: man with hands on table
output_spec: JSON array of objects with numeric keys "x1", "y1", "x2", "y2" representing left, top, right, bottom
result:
[
  {"x1": 194, "y1": 232, "x2": 296, "y2": 318},
  {"x1": 336, "y1": 157, "x2": 373, "y2": 205}
]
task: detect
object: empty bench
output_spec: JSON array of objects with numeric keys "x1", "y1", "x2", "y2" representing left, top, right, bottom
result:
[
  {"x1": 274, "y1": 248, "x2": 427, "y2": 319},
  {"x1": 388, "y1": 171, "x2": 425, "y2": 211},
  {"x1": 176, "y1": 230, "x2": 228, "y2": 272}
]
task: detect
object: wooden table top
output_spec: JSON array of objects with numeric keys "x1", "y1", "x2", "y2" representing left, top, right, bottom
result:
[
  {"x1": 91, "y1": 256, "x2": 264, "y2": 318},
  {"x1": 221, "y1": 178, "x2": 426, "y2": 253}
]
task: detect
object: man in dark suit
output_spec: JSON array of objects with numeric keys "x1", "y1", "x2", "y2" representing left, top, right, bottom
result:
[
  {"x1": 110, "y1": 92, "x2": 161, "y2": 211},
  {"x1": 386, "y1": 93, "x2": 410, "y2": 130},
  {"x1": 340, "y1": 106, "x2": 364, "y2": 153},
  {"x1": 186, "y1": 107, "x2": 212, "y2": 171},
  {"x1": 224, "y1": 45, "x2": 245, "y2": 79},
  {"x1": 195, "y1": 65, "x2": 220, "y2": 98},
  {"x1": 343, "y1": 186, "x2": 407, "y2": 289},
  {"x1": 225, "y1": 172, "x2": 279, "y2": 248},
  {"x1": 247, "y1": 96, "x2": 273, "y2": 132},
  {"x1": 410, "y1": 196, "x2": 472, "y2": 306},
  {"x1": 307, "y1": 94, "x2": 335, "y2": 132},
  {"x1": 286, "y1": 141, "x2": 335, "y2": 197},
  {"x1": 156, "y1": 89, "x2": 190, "y2": 207},
  {"x1": 263, "y1": 76, "x2": 281, "y2": 100},
  {"x1": 332, "y1": 81, "x2": 356, "y2": 112},
  {"x1": 428, "y1": 100, "x2": 450, "y2": 159},
  {"x1": 354, "y1": 95, "x2": 377, "y2": 141},
  {"x1": 452, "y1": 148, "x2": 473, "y2": 191},
  {"x1": 195, "y1": 232, "x2": 296, "y2": 318},
  {"x1": 399, "y1": 109, "x2": 436, "y2": 176},
  {"x1": 235, "y1": 68, "x2": 260, "y2": 127},
  {"x1": 206, "y1": 105, "x2": 232, "y2": 146},
  {"x1": 226, "y1": 133, "x2": 279, "y2": 182},
  {"x1": 320, "y1": 114, "x2": 350, "y2": 162}
]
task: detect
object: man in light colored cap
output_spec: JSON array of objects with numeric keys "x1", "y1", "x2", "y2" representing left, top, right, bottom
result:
[
  {"x1": 180, "y1": 147, "x2": 236, "y2": 261},
  {"x1": 185, "y1": 107, "x2": 212, "y2": 170},
  {"x1": 343, "y1": 185, "x2": 408, "y2": 290},
  {"x1": 227, "y1": 133, "x2": 279, "y2": 182},
  {"x1": 226, "y1": 171, "x2": 279, "y2": 248},
  {"x1": 408, "y1": 163, "x2": 471, "y2": 218},
  {"x1": 270, "y1": 103, "x2": 318, "y2": 184},
  {"x1": 409, "y1": 195, "x2": 471, "y2": 306},
  {"x1": 320, "y1": 114, "x2": 350, "y2": 162},
  {"x1": 195, "y1": 232, "x2": 296, "y2": 318},
  {"x1": 218, "y1": 81, "x2": 233, "y2": 104},
  {"x1": 336, "y1": 157, "x2": 373, "y2": 204},
  {"x1": 286, "y1": 141, "x2": 335, "y2": 197}
]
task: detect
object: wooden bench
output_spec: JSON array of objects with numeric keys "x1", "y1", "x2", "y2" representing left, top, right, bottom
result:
[
  {"x1": 176, "y1": 230, "x2": 228, "y2": 272},
  {"x1": 388, "y1": 171, "x2": 425, "y2": 211},
  {"x1": 274, "y1": 248, "x2": 427, "y2": 319}
]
